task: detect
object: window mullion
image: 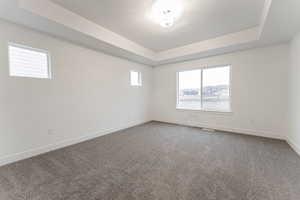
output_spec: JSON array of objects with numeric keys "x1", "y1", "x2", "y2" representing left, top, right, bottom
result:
[{"x1": 200, "y1": 69, "x2": 203, "y2": 110}]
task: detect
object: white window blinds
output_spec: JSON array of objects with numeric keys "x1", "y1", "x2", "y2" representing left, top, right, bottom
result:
[{"x1": 9, "y1": 43, "x2": 51, "y2": 79}]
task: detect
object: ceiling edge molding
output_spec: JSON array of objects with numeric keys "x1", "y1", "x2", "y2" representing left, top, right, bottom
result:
[
  {"x1": 5, "y1": 0, "x2": 273, "y2": 66},
  {"x1": 156, "y1": 27, "x2": 260, "y2": 61},
  {"x1": 258, "y1": 0, "x2": 273, "y2": 37},
  {"x1": 154, "y1": 0, "x2": 272, "y2": 64},
  {"x1": 19, "y1": 0, "x2": 156, "y2": 61}
]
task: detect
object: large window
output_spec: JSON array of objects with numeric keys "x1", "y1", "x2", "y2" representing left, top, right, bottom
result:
[
  {"x1": 9, "y1": 43, "x2": 51, "y2": 79},
  {"x1": 177, "y1": 66, "x2": 231, "y2": 112}
]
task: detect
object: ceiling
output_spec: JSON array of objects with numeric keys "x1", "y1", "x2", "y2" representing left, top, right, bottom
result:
[
  {"x1": 51, "y1": 0, "x2": 264, "y2": 52},
  {"x1": 0, "y1": 0, "x2": 300, "y2": 66}
]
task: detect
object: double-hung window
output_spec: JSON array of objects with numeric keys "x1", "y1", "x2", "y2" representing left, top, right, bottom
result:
[{"x1": 177, "y1": 65, "x2": 231, "y2": 112}]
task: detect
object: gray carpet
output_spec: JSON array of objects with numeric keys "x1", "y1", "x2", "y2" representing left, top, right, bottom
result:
[{"x1": 0, "y1": 121, "x2": 300, "y2": 200}]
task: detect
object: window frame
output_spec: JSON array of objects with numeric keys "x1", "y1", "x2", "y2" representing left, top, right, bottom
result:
[
  {"x1": 176, "y1": 65, "x2": 232, "y2": 113},
  {"x1": 8, "y1": 42, "x2": 52, "y2": 79},
  {"x1": 130, "y1": 70, "x2": 142, "y2": 86}
]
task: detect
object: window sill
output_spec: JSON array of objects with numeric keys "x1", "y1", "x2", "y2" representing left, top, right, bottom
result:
[{"x1": 176, "y1": 107, "x2": 233, "y2": 114}]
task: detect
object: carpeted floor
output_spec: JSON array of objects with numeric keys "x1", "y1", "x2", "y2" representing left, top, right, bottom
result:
[{"x1": 0, "y1": 121, "x2": 300, "y2": 200}]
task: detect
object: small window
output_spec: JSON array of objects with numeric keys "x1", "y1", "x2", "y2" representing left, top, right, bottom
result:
[
  {"x1": 9, "y1": 43, "x2": 51, "y2": 79},
  {"x1": 130, "y1": 71, "x2": 142, "y2": 86},
  {"x1": 177, "y1": 66, "x2": 231, "y2": 112}
]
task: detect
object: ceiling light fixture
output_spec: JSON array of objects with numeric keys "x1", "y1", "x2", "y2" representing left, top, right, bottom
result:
[{"x1": 151, "y1": 0, "x2": 184, "y2": 28}]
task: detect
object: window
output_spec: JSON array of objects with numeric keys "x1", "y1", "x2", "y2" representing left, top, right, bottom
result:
[
  {"x1": 9, "y1": 43, "x2": 51, "y2": 79},
  {"x1": 177, "y1": 66, "x2": 231, "y2": 112},
  {"x1": 177, "y1": 69, "x2": 201, "y2": 110},
  {"x1": 130, "y1": 71, "x2": 142, "y2": 86},
  {"x1": 202, "y1": 66, "x2": 230, "y2": 111}
]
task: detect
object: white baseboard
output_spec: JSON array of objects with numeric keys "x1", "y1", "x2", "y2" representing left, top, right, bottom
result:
[
  {"x1": 153, "y1": 120, "x2": 284, "y2": 140},
  {"x1": 0, "y1": 120, "x2": 150, "y2": 167},
  {"x1": 154, "y1": 120, "x2": 300, "y2": 157},
  {"x1": 286, "y1": 136, "x2": 300, "y2": 157},
  {"x1": 1, "y1": 120, "x2": 294, "y2": 167}
]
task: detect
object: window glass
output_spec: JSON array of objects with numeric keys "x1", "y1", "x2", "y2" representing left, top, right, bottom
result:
[
  {"x1": 9, "y1": 43, "x2": 51, "y2": 79},
  {"x1": 130, "y1": 71, "x2": 142, "y2": 86},
  {"x1": 177, "y1": 69, "x2": 201, "y2": 109},
  {"x1": 202, "y1": 66, "x2": 231, "y2": 111},
  {"x1": 177, "y1": 66, "x2": 231, "y2": 112}
]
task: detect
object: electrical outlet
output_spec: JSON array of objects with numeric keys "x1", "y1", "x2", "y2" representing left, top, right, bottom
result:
[{"x1": 47, "y1": 129, "x2": 54, "y2": 135}]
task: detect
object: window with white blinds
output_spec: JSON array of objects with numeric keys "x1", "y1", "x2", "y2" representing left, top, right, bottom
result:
[{"x1": 9, "y1": 43, "x2": 51, "y2": 79}]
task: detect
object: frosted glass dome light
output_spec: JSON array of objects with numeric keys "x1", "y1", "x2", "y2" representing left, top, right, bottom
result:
[{"x1": 151, "y1": 0, "x2": 183, "y2": 28}]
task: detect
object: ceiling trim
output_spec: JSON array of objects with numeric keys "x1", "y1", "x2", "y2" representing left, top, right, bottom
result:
[
  {"x1": 155, "y1": 0, "x2": 272, "y2": 64},
  {"x1": 1, "y1": 0, "x2": 273, "y2": 66},
  {"x1": 156, "y1": 27, "x2": 260, "y2": 62},
  {"x1": 19, "y1": 0, "x2": 156, "y2": 60},
  {"x1": 258, "y1": 0, "x2": 273, "y2": 37}
]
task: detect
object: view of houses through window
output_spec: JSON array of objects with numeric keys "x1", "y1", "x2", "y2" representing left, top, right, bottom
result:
[{"x1": 177, "y1": 66, "x2": 231, "y2": 112}]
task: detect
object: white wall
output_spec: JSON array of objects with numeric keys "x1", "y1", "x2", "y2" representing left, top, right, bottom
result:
[
  {"x1": 0, "y1": 20, "x2": 152, "y2": 166},
  {"x1": 152, "y1": 44, "x2": 289, "y2": 139},
  {"x1": 287, "y1": 32, "x2": 300, "y2": 155},
  {"x1": 0, "y1": 19, "x2": 295, "y2": 166}
]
